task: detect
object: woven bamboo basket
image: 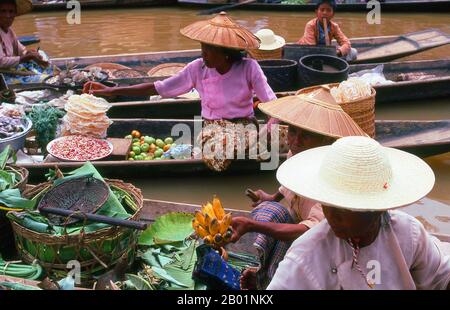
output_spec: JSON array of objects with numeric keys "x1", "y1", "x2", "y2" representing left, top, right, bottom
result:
[
  {"x1": 9, "y1": 178, "x2": 143, "y2": 284},
  {"x1": 247, "y1": 48, "x2": 282, "y2": 60},
  {"x1": 296, "y1": 83, "x2": 376, "y2": 138},
  {"x1": 147, "y1": 63, "x2": 186, "y2": 77}
]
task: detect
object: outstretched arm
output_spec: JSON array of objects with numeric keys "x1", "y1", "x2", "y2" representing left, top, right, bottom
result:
[
  {"x1": 231, "y1": 216, "x2": 309, "y2": 242},
  {"x1": 83, "y1": 81, "x2": 158, "y2": 97}
]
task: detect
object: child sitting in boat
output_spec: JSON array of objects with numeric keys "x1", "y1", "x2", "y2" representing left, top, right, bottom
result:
[{"x1": 297, "y1": 0, "x2": 357, "y2": 61}]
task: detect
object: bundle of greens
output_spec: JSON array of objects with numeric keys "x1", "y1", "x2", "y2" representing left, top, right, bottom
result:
[
  {"x1": 28, "y1": 105, "x2": 65, "y2": 153},
  {"x1": 0, "y1": 146, "x2": 34, "y2": 211}
]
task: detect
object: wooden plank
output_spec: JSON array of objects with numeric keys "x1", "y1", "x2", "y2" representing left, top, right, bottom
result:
[{"x1": 107, "y1": 138, "x2": 131, "y2": 159}]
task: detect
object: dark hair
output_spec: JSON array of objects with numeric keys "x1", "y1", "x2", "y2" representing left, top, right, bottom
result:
[
  {"x1": 0, "y1": 0, "x2": 17, "y2": 6},
  {"x1": 315, "y1": 0, "x2": 337, "y2": 11},
  {"x1": 220, "y1": 47, "x2": 244, "y2": 63}
]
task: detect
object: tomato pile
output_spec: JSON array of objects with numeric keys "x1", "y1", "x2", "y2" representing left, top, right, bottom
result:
[
  {"x1": 125, "y1": 130, "x2": 175, "y2": 161},
  {"x1": 49, "y1": 135, "x2": 112, "y2": 161}
]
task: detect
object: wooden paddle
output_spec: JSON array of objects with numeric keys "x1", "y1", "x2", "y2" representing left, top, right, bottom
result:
[
  {"x1": 323, "y1": 18, "x2": 330, "y2": 46},
  {"x1": 198, "y1": 0, "x2": 257, "y2": 15}
]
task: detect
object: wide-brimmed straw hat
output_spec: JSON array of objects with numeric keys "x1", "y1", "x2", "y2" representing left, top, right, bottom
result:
[
  {"x1": 180, "y1": 11, "x2": 260, "y2": 50},
  {"x1": 276, "y1": 136, "x2": 435, "y2": 211},
  {"x1": 254, "y1": 29, "x2": 285, "y2": 51},
  {"x1": 5, "y1": 0, "x2": 32, "y2": 16},
  {"x1": 258, "y1": 89, "x2": 367, "y2": 138}
]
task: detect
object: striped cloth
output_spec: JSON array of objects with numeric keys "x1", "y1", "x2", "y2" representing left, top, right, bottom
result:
[{"x1": 251, "y1": 201, "x2": 294, "y2": 289}]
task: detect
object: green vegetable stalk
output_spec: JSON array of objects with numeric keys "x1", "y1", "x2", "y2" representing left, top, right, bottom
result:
[{"x1": 28, "y1": 105, "x2": 65, "y2": 153}]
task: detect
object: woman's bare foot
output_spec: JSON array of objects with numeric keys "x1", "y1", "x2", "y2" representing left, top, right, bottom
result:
[{"x1": 240, "y1": 267, "x2": 258, "y2": 290}]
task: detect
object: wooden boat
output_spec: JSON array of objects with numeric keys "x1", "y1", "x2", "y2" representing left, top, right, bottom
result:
[
  {"x1": 177, "y1": 0, "x2": 450, "y2": 13},
  {"x1": 141, "y1": 197, "x2": 450, "y2": 254},
  {"x1": 47, "y1": 29, "x2": 450, "y2": 68},
  {"x1": 101, "y1": 58, "x2": 450, "y2": 118},
  {"x1": 32, "y1": 0, "x2": 177, "y2": 11},
  {"x1": 19, "y1": 119, "x2": 450, "y2": 181},
  {"x1": 18, "y1": 35, "x2": 40, "y2": 46}
]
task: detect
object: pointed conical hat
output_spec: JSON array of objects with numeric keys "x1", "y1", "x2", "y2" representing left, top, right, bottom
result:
[
  {"x1": 258, "y1": 93, "x2": 367, "y2": 139},
  {"x1": 9, "y1": 0, "x2": 32, "y2": 16},
  {"x1": 180, "y1": 12, "x2": 260, "y2": 50}
]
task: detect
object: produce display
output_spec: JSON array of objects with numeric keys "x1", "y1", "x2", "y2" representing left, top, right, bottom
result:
[
  {"x1": 47, "y1": 135, "x2": 113, "y2": 161},
  {"x1": 45, "y1": 65, "x2": 107, "y2": 88},
  {"x1": 0, "y1": 104, "x2": 29, "y2": 139},
  {"x1": 125, "y1": 130, "x2": 191, "y2": 161},
  {"x1": 28, "y1": 105, "x2": 65, "y2": 152},
  {"x1": 191, "y1": 197, "x2": 233, "y2": 249},
  {"x1": 62, "y1": 94, "x2": 112, "y2": 138}
]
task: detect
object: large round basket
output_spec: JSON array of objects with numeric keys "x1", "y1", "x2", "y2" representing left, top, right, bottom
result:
[
  {"x1": 147, "y1": 63, "x2": 187, "y2": 77},
  {"x1": 258, "y1": 59, "x2": 298, "y2": 92},
  {"x1": 247, "y1": 48, "x2": 282, "y2": 61},
  {"x1": 296, "y1": 84, "x2": 376, "y2": 138},
  {"x1": 9, "y1": 178, "x2": 144, "y2": 284}
]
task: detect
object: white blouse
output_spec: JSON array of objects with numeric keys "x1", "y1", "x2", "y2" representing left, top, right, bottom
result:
[{"x1": 267, "y1": 210, "x2": 450, "y2": 290}]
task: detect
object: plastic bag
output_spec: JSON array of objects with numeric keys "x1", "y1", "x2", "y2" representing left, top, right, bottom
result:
[{"x1": 349, "y1": 64, "x2": 395, "y2": 86}]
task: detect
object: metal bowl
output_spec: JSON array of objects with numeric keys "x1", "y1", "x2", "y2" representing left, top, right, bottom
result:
[
  {"x1": 0, "y1": 117, "x2": 33, "y2": 153},
  {"x1": 46, "y1": 136, "x2": 113, "y2": 162}
]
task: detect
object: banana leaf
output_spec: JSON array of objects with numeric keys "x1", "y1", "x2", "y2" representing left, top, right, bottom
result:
[
  {"x1": 122, "y1": 274, "x2": 155, "y2": 290},
  {"x1": 0, "y1": 189, "x2": 35, "y2": 210},
  {"x1": 0, "y1": 145, "x2": 11, "y2": 170},
  {"x1": 0, "y1": 282, "x2": 41, "y2": 290},
  {"x1": 138, "y1": 212, "x2": 194, "y2": 246}
]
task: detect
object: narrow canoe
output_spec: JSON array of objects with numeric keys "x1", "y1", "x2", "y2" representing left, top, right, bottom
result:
[
  {"x1": 101, "y1": 58, "x2": 450, "y2": 118},
  {"x1": 32, "y1": 0, "x2": 177, "y2": 11},
  {"x1": 19, "y1": 119, "x2": 450, "y2": 181},
  {"x1": 18, "y1": 35, "x2": 40, "y2": 46},
  {"x1": 47, "y1": 29, "x2": 450, "y2": 68},
  {"x1": 140, "y1": 197, "x2": 450, "y2": 251},
  {"x1": 178, "y1": 0, "x2": 450, "y2": 13}
]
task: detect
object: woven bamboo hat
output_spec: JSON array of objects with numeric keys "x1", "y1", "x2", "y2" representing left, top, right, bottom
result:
[
  {"x1": 277, "y1": 136, "x2": 435, "y2": 211},
  {"x1": 258, "y1": 89, "x2": 367, "y2": 138},
  {"x1": 180, "y1": 12, "x2": 260, "y2": 50},
  {"x1": 254, "y1": 29, "x2": 285, "y2": 51},
  {"x1": 3, "y1": 0, "x2": 32, "y2": 16}
]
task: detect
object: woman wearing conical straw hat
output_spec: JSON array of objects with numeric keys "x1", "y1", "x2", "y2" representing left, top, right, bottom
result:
[
  {"x1": 84, "y1": 12, "x2": 277, "y2": 171},
  {"x1": 267, "y1": 136, "x2": 450, "y2": 289},
  {"x1": 0, "y1": 0, "x2": 48, "y2": 68},
  {"x1": 230, "y1": 90, "x2": 367, "y2": 289}
]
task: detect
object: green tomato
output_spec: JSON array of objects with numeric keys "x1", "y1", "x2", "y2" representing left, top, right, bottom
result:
[
  {"x1": 154, "y1": 157, "x2": 162, "y2": 160},
  {"x1": 134, "y1": 155, "x2": 144, "y2": 161},
  {"x1": 132, "y1": 146, "x2": 141, "y2": 155},
  {"x1": 132, "y1": 138, "x2": 140, "y2": 143},
  {"x1": 128, "y1": 151, "x2": 136, "y2": 158},
  {"x1": 164, "y1": 137, "x2": 174, "y2": 145},
  {"x1": 144, "y1": 136, "x2": 155, "y2": 145},
  {"x1": 140, "y1": 143, "x2": 150, "y2": 152},
  {"x1": 170, "y1": 143, "x2": 177, "y2": 148},
  {"x1": 125, "y1": 135, "x2": 132, "y2": 139},
  {"x1": 155, "y1": 139, "x2": 165, "y2": 148},
  {"x1": 128, "y1": 157, "x2": 135, "y2": 161},
  {"x1": 154, "y1": 149, "x2": 163, "y2": 158}
]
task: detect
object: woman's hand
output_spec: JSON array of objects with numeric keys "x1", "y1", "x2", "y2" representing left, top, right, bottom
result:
[
  {"x1": 20, "y1": 50, "x2": 49, "y2": 68},
  {"x1": 230, "y1": 216, "x2": 253, "y2": 242},
  {"x1": 82, "y1": 81, "x2": 114, "y2": 96},
  {"x1": 250, "y1": 189, "x2": 275, "y2": 208}
]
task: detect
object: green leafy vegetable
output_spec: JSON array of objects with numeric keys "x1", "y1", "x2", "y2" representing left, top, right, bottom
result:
[
  {"x1": 28, "y1": 105, "x2": 65, "y2": 152},
  {"x1": 138, "y1": 212, "x2": 194, "y2": 246}
]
